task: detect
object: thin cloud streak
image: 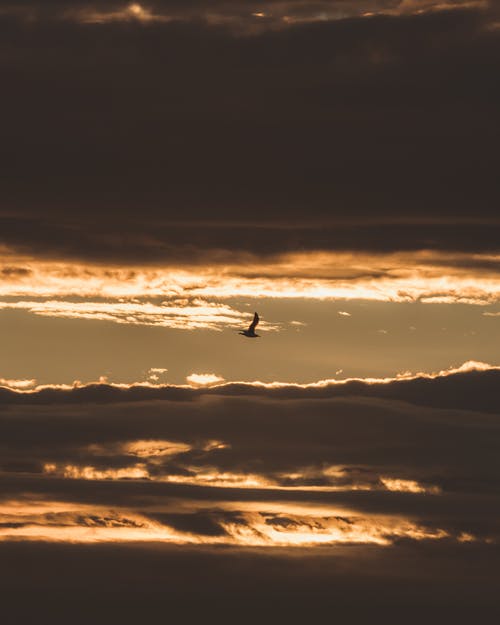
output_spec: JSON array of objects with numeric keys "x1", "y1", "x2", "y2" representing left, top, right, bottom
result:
[
  {"x1": 0, "y1": 299, "x2": 254, "y2": 331},
  {"x1": 41, "y1": 461, "x2": 441, "y2": 495}
]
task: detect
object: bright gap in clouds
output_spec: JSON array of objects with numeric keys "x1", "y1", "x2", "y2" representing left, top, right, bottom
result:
[{"x1": 0, "y1": 297, "x2": 498, "y2": 386}]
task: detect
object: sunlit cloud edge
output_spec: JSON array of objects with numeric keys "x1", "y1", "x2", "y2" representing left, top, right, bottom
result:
[{"x1": 1, "y1": 360, "x2": 497, "y2": 394}]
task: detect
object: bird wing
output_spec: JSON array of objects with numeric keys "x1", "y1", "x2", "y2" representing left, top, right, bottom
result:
[{"x1": 248, "y1": 312, "x2": 259, "y2": 332}]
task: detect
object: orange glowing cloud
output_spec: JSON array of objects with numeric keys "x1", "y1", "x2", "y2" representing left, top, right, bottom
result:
[
  {"x1": 42, "y1": 456, "x2": 441, "y2": 496},
  {"x1": 1, "y1": 250, "x2": 500, "y2": 308},
  {"x1": 0, "y1": 498, "x2": 458, "y2": 547},
  {"x1": 0, "y1": 378, "x2": 37, "y2": 390},
  {"x1": 380, "y1": 477, "x2": 441, "y2": 494},
  {"x1": 123, "y1": 439, "x2": 192, "y2": 458},
  {"x1": 1, "y1": 249, "x2": 500, "y2": 330},
  {"x1": 0, "y1": 248, "x2": 499, "y2": 339},
  {"x1": 73, "y1": 3, "x2": 168, "y2": 25},
  {"x1": 43, "y1": 462, "x2": 150, "y2": 481}
]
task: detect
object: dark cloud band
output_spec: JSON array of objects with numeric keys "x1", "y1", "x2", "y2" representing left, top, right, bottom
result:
[{"x1": 0, "y1": 6, "x2": 498, "y2": 261}]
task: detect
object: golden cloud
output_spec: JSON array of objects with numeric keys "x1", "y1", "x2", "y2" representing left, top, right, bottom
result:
[
  {"x1": 42, "y1": 457, "x2": 441, "y2": 496},
  {"x1": 0, "y1": 498, "x2": 456, "y2": 547},
  {"x1": 186, "y1": 373, "x2": 225, "y2": 386},
  {"x1": 0, "y1": 378, "x2": 37, "y2": 390},
  {"x1": 1, "y1": 250, "x2": 500, "y2": 307}
]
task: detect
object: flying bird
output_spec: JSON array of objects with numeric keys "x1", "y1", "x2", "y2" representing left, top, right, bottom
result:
[{"x1": 239, "y1": 312, "x2": 260, "y2": 338}]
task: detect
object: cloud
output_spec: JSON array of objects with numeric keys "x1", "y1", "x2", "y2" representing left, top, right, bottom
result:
[
  {"x1": 2, "y1": 251, "x2": 500, "y2": 322},
  {"x1": 186, "y1": 373, "x2": 225, "y2": 386},
  {"x1": 75, "y1": 2, "x2": 168, "y2": 25},
  {"x1": 0, "y1": 494, "x2": 453, "y2": 546},
  {"x1": 0, "y1": 298, "x2": 258, "y2": 331},
  {"x1": 0, "y1": 6, "x2": 498, "y2": 266},
  {"x1": 379, "y1": 477, "x2": 440, "y2": 494},
  {"x1": 0, "y1": 0, "x2": 489, "y2": 30},
  {"x1": 1, "y1": 364, "x2": 500, "y2": 554},
  {"x1": 0, "y1": 2, "x2": 498, "y2": 615},
  {"x1": 147, "y1": 367, "x2": 168, "y2": 382},
  {"x1": 0, "y1": 378, "x2": 37, "y2": 390}
]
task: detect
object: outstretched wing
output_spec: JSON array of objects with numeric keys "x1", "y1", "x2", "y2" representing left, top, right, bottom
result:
[{"x1": 248, "y1": 312, "x2": 259, "y2": 332}]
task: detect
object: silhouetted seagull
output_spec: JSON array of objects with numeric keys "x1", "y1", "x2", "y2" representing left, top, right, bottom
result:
[{"x1": 239, "y1": 312, "x2": 260, "y2": 338}]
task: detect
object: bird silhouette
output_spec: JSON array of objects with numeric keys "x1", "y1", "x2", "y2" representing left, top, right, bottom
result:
[{"x1": 239, "y1": 312, "x2": 260, "y2": 338}]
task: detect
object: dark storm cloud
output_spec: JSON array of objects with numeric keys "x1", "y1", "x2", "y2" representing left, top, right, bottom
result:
[{"x1": 0, "y1": 5, "x2": 499, "y2": 261}]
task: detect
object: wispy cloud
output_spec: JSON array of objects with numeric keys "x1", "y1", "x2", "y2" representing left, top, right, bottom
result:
[
  {"x1": 0, "y1": 299, "x2": 262, "y2": 331},
  {"x1": 146, "y1": 368, "x2": 168, "y2": 382}
]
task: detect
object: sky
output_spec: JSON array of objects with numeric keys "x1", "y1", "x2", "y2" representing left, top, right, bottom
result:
[{"x1": 1, "y1": 0, "x2": 500, "y2": 621}]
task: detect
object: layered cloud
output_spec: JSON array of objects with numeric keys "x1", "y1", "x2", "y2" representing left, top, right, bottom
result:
[
  {"x1": 1, "y1": 2, "x2": 498, "y2": 618},
  {"x1": 1, "y1": 364, "x2": 500, "y2": 549}
]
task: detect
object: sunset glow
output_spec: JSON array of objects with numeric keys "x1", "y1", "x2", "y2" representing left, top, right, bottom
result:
[{"x1": 1, "y1": 1, "x2": 499, "y2": 618}]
